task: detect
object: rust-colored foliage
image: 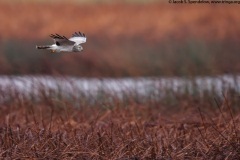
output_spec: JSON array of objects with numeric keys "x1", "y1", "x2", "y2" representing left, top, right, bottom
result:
[
  {"x1": 0, "y1": 2, "x2": 239, "y2": 41},
  {"x1": 0, "y1": 89, "x2": 240, "y2": 159}
]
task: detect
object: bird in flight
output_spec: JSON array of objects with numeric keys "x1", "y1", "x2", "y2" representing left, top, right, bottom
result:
[{"x1": 36, "y1": 32, "x2": 87, "y2": 53}]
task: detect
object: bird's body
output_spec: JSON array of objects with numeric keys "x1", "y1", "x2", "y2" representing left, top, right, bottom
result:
[{"x1": 36, "y1": 32, "x2": 86, "y2": 53}]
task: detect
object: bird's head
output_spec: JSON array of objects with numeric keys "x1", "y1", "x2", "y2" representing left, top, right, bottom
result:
[{"x1": 73, "y1": 45, "x2": 83, "y2": 52}]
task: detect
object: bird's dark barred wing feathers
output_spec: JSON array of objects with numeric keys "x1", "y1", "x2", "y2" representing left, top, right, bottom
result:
[
  {"x1": 71, "y1": 32, "x2": 86, "y2": 38},
  {"x1": 49, "y1": 32, "x2": 87, "y2": 46},
  {"x1": 49, "y1": 34, "x2": 75, "y2": 46}
]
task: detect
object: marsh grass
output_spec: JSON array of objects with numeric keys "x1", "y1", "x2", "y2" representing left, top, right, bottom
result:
[{"x1": 0, "y1": 81, "x2": 240, "y2": 159}]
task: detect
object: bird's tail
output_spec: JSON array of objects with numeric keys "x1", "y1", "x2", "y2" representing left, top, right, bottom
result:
[{"x1": 36, "y1": 45, "x2": 51, "y2": 49}]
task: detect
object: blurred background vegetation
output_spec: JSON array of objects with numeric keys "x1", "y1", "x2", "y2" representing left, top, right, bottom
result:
[{"x1": 0, "y1": 0, "x2": 240, "y2": 77}]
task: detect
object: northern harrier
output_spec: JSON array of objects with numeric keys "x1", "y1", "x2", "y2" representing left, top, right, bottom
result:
[{"x1": 36, "y1": 32, "x2": 87, "y2": 53}]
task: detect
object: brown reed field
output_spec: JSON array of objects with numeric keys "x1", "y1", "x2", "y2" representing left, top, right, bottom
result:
[{"x1": 0, "y1": 84, "x2": 239, "y2": 159}]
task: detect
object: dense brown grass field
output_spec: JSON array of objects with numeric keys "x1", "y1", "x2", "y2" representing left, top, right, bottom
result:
[{"x1": 0, "y1": 87, "x2": 240, "y2": 159}]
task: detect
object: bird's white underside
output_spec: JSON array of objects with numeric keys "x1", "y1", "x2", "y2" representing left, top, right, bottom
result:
[{"x1": 50, "y1": 44, "x2": 74, "y2": 52}]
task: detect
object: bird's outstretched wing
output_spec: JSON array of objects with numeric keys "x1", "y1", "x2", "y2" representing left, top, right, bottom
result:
[
  {"x1": 69, "y1": 32, "x2": 87, "y2": 45},
  {"x1": 50, "y1": 34, "x2": 75, "y2": 46}
]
